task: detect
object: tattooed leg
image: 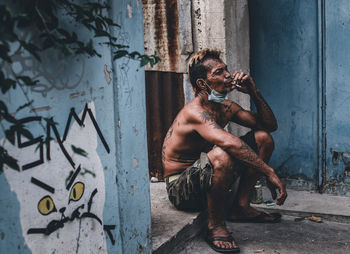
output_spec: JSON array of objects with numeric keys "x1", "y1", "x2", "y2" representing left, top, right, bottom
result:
[
  {"x1": 206, "y1": 146, "x2": 239, "y2": 249},
  {"x1": 229, "y1": 130, "x2": 275, "y2": 219}
]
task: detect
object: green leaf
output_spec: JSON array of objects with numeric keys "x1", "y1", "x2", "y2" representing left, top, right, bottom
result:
[
  {"x1": 0, "y1": 100, "x2": 8, "y2": 113},
  {"x1": 0, "y1": 77, "x2": 16, "y2": 94},
  {"x1": 128, "y1": 51, "x2": 141, "y2": 59},
  {"x1": 140, "y1": 56, "x2": 149, "y2": 67},
  {"x1": 0, "y1": 43, "x2": 12, "y2": 63},
  {"x1": 20, "y1": 41, "x2": 41, "y2": 61},
  {"x1": 71, "y1": 145, "x2": 88, "y2": 157},
  {"x1": 113, "y1": 50, "x2": 128, "y2": 60},
  {"x1": 17, "y1": 76, "x2": 39, "y2": 87}
]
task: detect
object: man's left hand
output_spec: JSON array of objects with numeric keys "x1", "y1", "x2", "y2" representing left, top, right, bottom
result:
[
  {"x1": 232, "y1": 71, "x2": 256, "y2": 94},
  {"x1": 266, "y1": 178, "x2": 277, "y2": 200}
]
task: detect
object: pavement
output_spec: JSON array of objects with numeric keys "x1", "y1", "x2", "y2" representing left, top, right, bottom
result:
[
  {"x1": 179, "y1": 215, "x2": 350, "y2": 254},
  {"x1": 150, "y1": 182, "x2": 350, "y2": 254}
]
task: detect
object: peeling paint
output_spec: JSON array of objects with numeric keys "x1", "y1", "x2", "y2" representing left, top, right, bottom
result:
[
  {"x1": 138, "y1": 244, "x2": 144, "y2": 252},
  {"x1": 70, "y1": 92, "x2": 80, "y2": 98},
  {"x1": 30, "y1": 106, "x2": 51, "y2": 112},
  {"x1": 127, "y1": 4, "x2": 133, "y2": 18},
  {"x1": 104, "y1": 64, "x2": 112, "y2": 84},
  {"x1": 132, "y1": 126, "x2": 139, "y2": 135},
  {"x1": 131, "y1": 181, "x2": 137, "y2": 195},
  {"x1": 133, "y1": 157, "x2": 138, "y2": 168}
]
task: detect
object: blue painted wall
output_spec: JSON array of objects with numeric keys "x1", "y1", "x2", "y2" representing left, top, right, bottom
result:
[
  {"x1": 325, "y1": 0, "x2": 350, "y2": 184},
  {"x1": 250, "y1": 0, "x2": 350, "y2": 193},
  {"x1": 0, "y1": 0, "x2": 152, "y2": 253},
  {"x1": 249, "y1": 0, "x2": 319, "y2": 183}
]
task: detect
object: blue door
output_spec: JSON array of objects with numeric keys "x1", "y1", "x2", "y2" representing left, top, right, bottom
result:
[
  {"x1": 324, "y1": 0, "x2": 350, "y2": 191},
  {"x1": 249, "y1": 0, "x2": 350, "y2": 194}
]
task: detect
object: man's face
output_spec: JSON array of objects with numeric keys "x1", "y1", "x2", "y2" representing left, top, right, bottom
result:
[{"x1": 203, "y1": 58, "x2": 233, "y2": 93}]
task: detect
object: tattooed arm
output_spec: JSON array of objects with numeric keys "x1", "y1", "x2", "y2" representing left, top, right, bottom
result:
[
  {"x1": 249, "y1": 88, "x2": 278, "y2": 131},
  {"x1": 194, "y1": 109, "x2": 286, "y2": 204},
  {"x1": 230, "y1": 72, "x2": 278, "y2": 132},
  {"x1": 195, "y1": 110, "x2": 274, "y2": 176}
]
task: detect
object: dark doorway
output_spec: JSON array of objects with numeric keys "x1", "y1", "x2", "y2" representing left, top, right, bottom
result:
[{"x1": 145, "y1": 71, "x2": 185, "y2": 180}]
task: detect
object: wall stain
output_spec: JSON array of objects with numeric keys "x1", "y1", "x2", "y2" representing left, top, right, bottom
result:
[
  {"x1": 70, "y1": 92, "x2": 80, "y2": 98},
  {"x1": 30, "y1": 106, "x2": 51, "y2": 113},
  {"x1": 104, "y1": 64, "x2": 112, "y2": 84},
  {"x1": 133, "y1": 158, "x2": 139, "y2": 168},
  {"x1": 165, "y1": 0, "x2": 179, "y2": 71}
]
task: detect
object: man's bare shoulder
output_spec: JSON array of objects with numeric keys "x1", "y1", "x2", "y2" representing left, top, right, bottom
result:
[{"x1": 180, "y1": 98, "x2": 209, "y2": 124}]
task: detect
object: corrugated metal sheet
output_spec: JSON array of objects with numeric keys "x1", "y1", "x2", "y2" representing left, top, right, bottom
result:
[
  {"x1": 145, "y1": 71, "x2": 185, "y2": 180},
  {"x1": 142, "y1": 0, "x2": 192, "y2": 73}
]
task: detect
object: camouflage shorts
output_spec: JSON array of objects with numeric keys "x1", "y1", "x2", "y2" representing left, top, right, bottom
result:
[{"x1": 165, "y1": 131, "x2": 258, "y2": 212}]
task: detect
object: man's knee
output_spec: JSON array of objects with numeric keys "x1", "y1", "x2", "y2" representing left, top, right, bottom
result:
[
  {"x1": 254, "y1": 130, "x2": 274, "y2": 151},
  {"x1": 208, "y1": 147, "x2": 234, "y2": 173}
]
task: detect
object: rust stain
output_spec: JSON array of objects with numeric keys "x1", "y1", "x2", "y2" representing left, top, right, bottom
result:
[
  {"x1": 153, "y1": 0, "x2": 164, "y2": 58},
  {"x1": 165, "y1": 0, "x2": 179, "y2": 71},
  {"x1": 145, "y1": 71, "x2": 184, "y2": 180},
  {"x1": 145, "y1": 0, "x2": 180, "y2": 72}
]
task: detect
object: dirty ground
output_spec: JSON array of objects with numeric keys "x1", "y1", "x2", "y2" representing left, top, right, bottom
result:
[{"x1": 178, "y1": 215, "x2": 349, "y2": 254}]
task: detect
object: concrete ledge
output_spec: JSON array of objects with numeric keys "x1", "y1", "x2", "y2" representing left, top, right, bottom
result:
[
  {"x1": 252, "y1": 187, "x2": 350, "y2": 224},
  {"x1": 150, "y1": 182, "x2": 207, "y2": 253}
]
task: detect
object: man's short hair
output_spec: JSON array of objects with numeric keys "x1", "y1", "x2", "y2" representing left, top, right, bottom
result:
[{"x1": 187, "y1": 48, "x2": 222, "y2": 94}]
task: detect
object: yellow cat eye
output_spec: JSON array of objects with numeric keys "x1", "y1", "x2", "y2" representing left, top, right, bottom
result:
[
  {"x1": 69, "y1": 182, "x2": 85, "y2": 203},
  {"x1": 37, "y1": 196, "x2": 57, "y2": 216}
]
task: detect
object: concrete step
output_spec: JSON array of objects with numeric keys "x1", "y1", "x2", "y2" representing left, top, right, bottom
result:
[
  {"x1": 151, "y1": 183, "x2": 350, "y2": 253},
  {"x1": 150, "y1": 182, "x2": 206, "y2": 254}
]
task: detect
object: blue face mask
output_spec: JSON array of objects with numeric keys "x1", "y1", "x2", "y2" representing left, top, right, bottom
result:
[{"x1": 203, "y1": 80, "x2": 227, "y2": 103}]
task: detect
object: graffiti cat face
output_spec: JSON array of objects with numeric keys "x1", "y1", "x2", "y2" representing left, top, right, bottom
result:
[{"x1": 3, "y1": 102, "x2": 112, "y2": 254}]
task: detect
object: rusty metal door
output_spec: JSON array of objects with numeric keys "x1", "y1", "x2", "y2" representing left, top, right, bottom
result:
[{"x1": 145, "y1": 71, "x2": 184, "y2": 180}]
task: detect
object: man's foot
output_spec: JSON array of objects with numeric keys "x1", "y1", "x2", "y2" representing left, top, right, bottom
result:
[
  {"x1": 205, "y1": 224, "x2": 240, "y2": 253},
  {"x1": 227, "y1": 205, "x2": 281, "y2": 223}
]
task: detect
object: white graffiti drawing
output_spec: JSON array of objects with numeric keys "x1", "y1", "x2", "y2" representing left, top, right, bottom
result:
[{"x1": 3, "y1": 102, "x2": 111, "y2": 254}]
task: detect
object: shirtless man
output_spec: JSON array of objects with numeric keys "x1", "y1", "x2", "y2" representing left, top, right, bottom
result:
[{"x1": 162, "y1": 49, "x2": 287, "y2": 253}]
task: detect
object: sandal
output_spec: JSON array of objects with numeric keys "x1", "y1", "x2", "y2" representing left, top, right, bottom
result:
[{"x1": 205, "y1": 227, "x2": 240, "y2": 253}]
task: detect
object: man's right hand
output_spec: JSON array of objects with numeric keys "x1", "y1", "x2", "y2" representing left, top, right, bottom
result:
[{"x1": 267, "y1": 173, "x2": 287, "y2": 205}]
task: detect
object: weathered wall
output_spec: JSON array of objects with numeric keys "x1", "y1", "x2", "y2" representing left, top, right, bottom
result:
[
  {"x1": 0, "y1": 1, "x2": 152, "y2": 253},
  {"x1": 190, "y1": 0, "x2": 251, "y2": 136},
  {"x1": 143, "y1": 0, "x2": 192, "y2": 73}
]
